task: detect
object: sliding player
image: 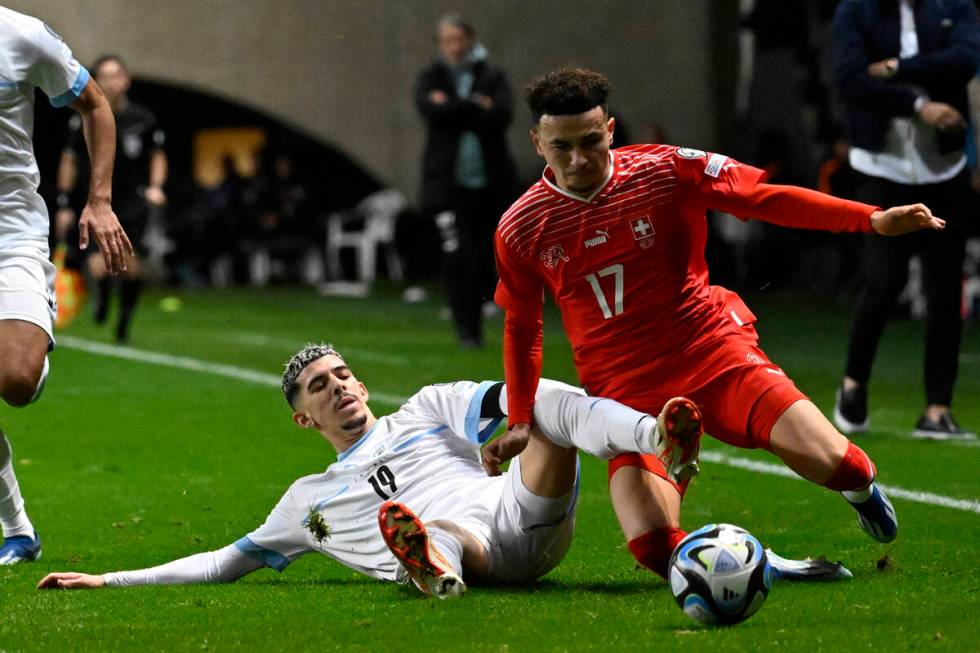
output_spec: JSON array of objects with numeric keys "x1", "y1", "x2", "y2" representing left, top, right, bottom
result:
[{"x1": 39, "y1": 345, "x2": 846, "y2": 595}]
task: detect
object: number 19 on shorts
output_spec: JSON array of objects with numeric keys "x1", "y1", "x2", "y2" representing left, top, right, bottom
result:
[{"x1": 585, "y1": 264, "x2": 623, "y2": 319}]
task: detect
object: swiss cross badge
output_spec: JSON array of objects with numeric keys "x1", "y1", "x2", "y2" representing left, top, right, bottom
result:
[{"x1": 631, "y1": 218, "x2": 655, "y2": 249}]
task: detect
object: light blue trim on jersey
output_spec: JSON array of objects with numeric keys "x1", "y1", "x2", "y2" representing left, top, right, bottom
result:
[
  {"x1": 234, "y1": 536, "x2": 290, "y2": 572},
  {"x1": 464, "y1": 380, "x2": 502, "y2": 444},
  {"x1": 336, "y1": 421, "x2": 379, "y2": 462},
  {"x1": 311, "y1": 484, "x2": 350, "y2": 512},
  {"x1": 0, "y1": 81, "x2": 16, "y2": 89},
  {"x1": 50, "y1": 66, "x2": 89, "y2": 108},
  {"x1": 393, "y1": 424, "x2": 448, "y2": 452}
]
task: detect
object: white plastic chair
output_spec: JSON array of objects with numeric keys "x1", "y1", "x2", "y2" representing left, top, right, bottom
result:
[{"x1": 325, "y1": 189, "x2": 405, "y2": 283}]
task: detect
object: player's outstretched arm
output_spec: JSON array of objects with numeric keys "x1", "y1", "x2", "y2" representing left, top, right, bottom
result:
[
  {"x1": 870, "y1": 203, "x2": 946, "y2": 236},
  {"x1": 37, "y1": 572, "x2": 105, "y2": 590},
  {"x1": 37, "y1": 544, "x2": 264, "y2": 590},
  {"x1": 69, "y1": 78, "x2": 134, "y2": 274}
]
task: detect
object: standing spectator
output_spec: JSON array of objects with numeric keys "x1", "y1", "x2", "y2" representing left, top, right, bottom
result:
[
  {"x1": 832, "y1": 0, "x2": 979, "y2": 439},
  {"x1": 58, "y1": 54, "x2": 167, "y2": 343},
  {"x1": 415, "y1": 14, "x2": 519, "y2": 348}
]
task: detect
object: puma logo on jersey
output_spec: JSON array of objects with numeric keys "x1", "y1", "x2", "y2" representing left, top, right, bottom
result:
[
  {"x1": 540, "y1": 244, "x2": 570, "y2": 270},
  {"x1": 584, "y1": 229, "x2": 610, "y2": 249}
]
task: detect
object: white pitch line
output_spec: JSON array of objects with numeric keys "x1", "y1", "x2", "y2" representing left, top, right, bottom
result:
[
  {"x1": 225, "y1": 332, "x2": 410, "y2": 367},
  {"x1": 701, "y1": 451, "x2": 980, "y2": 515},
  {"x1": 57, "y1": 336, "x2": 980, "y2": 516},
  {"x1": 57, "y1": 336, "x2": 407, "y2": 406}
]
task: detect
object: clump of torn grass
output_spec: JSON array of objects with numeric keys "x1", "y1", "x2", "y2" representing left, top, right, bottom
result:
[{"x1": 306, "y1": 507, "x2": 331, "y2": 545}]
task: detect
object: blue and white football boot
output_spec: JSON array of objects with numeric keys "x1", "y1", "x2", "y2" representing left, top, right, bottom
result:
[
  {"x1": 0, "y1": 532, "x2": 42, "y2": 565},
  {"x1": 765, "y1": 549, "x2": 852, "y2": 581},
  {"x1": 844, "y1": 483, "x2": 898, "y2": 543}
]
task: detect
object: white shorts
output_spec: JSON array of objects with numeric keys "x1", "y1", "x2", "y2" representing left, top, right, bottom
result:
[
  {"x1": 0, "y1": 250, "x2": 57, "y2": 347},
  {"x1": 483, "y1": 454, "x2": 579, "y2": 584}
]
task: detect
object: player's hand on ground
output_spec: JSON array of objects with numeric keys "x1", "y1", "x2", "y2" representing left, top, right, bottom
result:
[
  {"x1": 917, "y1": 101, "x2": 966, "y2": 132},
  {"x1": 870, "y1": 203, "x2": 945, "y2": 236},
  {"x1": 37, "y1": 572, "x2": 106, "y2": 590},
  {"x1": 482, "y1": 423, "x2": 531, "y2": 476},
  {"x1": 78, "y1": 200, "x2": 134, "y2": 274}
]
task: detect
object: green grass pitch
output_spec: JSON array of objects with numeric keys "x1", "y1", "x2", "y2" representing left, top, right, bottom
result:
[{"x1": 0, "y1": 287, "x2": 977, "y2": 651}]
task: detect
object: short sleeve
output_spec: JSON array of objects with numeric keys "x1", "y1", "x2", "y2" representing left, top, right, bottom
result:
[
  {"x1": 26, "y1": 22, "x2": 89, "y2": 107},
  {"x1": 234, "y1": 489, "x2": 310, "y2": 572},
  {"x1": 670, "y1": 147, "x2": 768, "y2": 217},
  {"x1": 406, "y1": 381, "x2": 504, "y2": 444},
  {"x1": 493, "y1": 231, "x2": 544, "y2": 311}
]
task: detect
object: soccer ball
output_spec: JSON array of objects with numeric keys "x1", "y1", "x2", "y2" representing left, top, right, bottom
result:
[{"x1": 668, "y1": 523, "x2": 773, "y2": 626}]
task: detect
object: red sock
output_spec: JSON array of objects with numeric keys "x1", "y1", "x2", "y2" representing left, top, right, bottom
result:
[
  {"x1": 824, "y1": 442, "x2": 876, "y2": 491},
  {"x1": 628, "y1": 527, "x2": 687, "y2": 579}
]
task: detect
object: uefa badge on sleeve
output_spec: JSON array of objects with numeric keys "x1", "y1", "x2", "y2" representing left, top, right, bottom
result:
[{"x1": 631, "y1": 218, "x2": 655, "y2": 250}]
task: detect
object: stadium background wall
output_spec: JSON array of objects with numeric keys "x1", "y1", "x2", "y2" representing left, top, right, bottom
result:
[{"x1": 10, "y1": 0, "x2": 718, "y2": 202}]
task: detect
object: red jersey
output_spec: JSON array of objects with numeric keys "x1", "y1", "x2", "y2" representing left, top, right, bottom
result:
[{"x1": 495, "y1": 144, "x2": 877, "y2": 425}]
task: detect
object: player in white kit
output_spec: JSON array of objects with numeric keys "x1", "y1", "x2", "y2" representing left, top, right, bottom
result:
[
  {"x1": 0, "y1": 7, "x2": 133, "y2": 564},
  {"x1": 39, "y1": 344, "x2": 849, "y2": 597}
]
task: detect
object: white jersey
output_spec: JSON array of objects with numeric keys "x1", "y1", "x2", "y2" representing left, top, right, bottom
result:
[
  {"x1": 235, "y1": 381, "x2": 508, "y2": 583},
  {"x1": 0, "y1": 7, "x2": 88, "y2": 252}
]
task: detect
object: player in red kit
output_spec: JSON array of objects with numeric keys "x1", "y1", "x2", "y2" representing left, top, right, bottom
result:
[{"x1": 485, "y1": 69, "x2": 944, "y2": 580}]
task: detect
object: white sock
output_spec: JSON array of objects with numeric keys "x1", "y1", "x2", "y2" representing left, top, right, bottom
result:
[
  {"x1": 526, "y1": 380, "x2": 655, "y2": 459},
  {"x1": 0, "y1": 433, "x2": 35, "y2": 539},
  {"x1": 842, "y1": 483, "x2": 874, "y2": 504},
  {"x1": 426, "y1": 526, "x2": 463, "y2": 576}
]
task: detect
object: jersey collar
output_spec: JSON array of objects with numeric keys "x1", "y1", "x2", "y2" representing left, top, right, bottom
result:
[
  {"x1": 336, "y1": 420, "x2": 380, "y2": 462},
  {"x1": 541, "y1": 152, "x2": 617, "y2": 204}
]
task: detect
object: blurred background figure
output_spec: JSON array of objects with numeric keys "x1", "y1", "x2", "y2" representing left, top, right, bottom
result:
[
  {"x1": 58, "y1": 54, "x2": 167, "y2": 343},
  {"x1": 242, "y1": 151, "x2": 312, "y2": 286},
  {"x1": 831, "y1": 0, "x2": 980, "y2": 439},
  {"x1": 415, "y1": 14, "x2": 519, "y2": 349}
]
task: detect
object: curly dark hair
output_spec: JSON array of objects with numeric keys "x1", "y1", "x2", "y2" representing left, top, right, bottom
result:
[
  {"x1": 282, "y1": 343, "x2": 343, "y2": 408},
  {"x1": 525, "y1": 68, "x2": 610, "y2": 124}
]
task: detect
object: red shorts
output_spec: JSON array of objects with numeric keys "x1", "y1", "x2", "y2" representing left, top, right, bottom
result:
[{"x1": 608, "y1": 348, "x2": 807, "y2": 492}]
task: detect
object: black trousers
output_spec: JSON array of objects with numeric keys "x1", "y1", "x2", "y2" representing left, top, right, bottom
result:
[
  {"x1": 437, "y1": 187, "x2": 502, "y2": 343},
  {"x1": 844, "y1": 170, "x2": 970, "y2": 406}
]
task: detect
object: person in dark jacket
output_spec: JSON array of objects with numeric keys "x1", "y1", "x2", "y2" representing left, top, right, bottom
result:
[
  {"x1": 831, "y1": 0, "x2": 980, "y2": 439},
  {"x1": 416, "y1": 14, "x2": 519, "y2": 348}
]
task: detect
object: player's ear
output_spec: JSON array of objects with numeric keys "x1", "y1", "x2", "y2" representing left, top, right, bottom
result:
[
  {"x1": 606, "y1": 116, "x2": 616, "y2": 142},
  {"x1": 530, "y1": 127, "x2": 544, "y2": 156},
  {"x1": 292, "y1": 411, "x2": 314, "y2": 429},
  {"x1": 358, "y1": 382, "x2": 369, "y2": 403}
]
